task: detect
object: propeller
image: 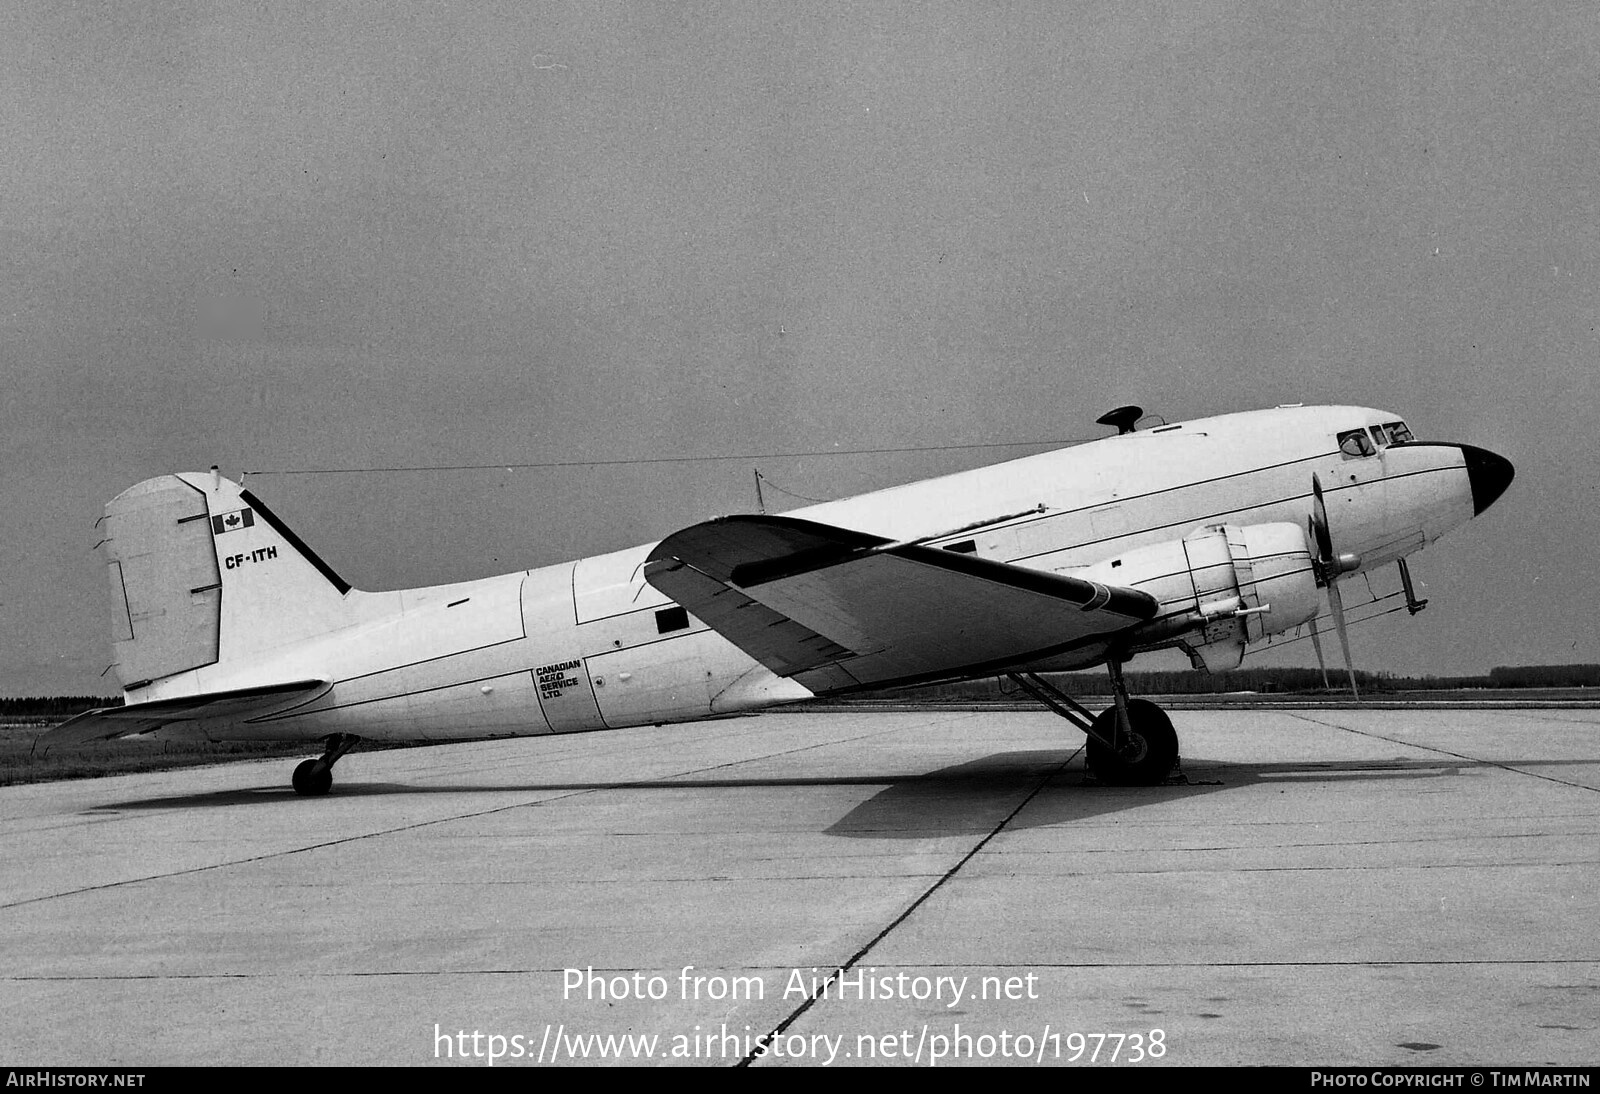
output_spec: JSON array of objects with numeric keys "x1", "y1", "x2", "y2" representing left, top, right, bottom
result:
[
  {"x1": 1307, "y1": 617, "x2": 1331, "y2": 690},
  {"x1": 1309, "y1": 474, "x2": 1362, "y2": 699}
]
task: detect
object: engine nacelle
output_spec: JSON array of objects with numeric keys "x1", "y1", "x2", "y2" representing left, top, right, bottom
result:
[{"x1": 1077, "y1": 522, "x2": 1321, "y2": 672}]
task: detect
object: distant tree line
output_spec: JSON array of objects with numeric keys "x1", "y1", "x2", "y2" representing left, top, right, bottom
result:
[
  {"x1": 0, "y1": 696, "x2": 122, "y2": 717},
  {"x1": 5, "y1": 664, "x2": 1597, "y2": 715},
  {"x1": 1487, "y1": 664, "x2": 1600, "y2": 688},
  {"x1": 857, "y1": 663, "x2": 1600, "y2": 700}
]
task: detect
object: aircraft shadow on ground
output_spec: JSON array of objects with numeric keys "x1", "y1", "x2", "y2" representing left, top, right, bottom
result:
[
  {"x1": 823, "y1": 751, "x2": 1496, "y2": 837},
  {"x1": 87, "y1": 749, "x2": 1592, "y2": 831}
]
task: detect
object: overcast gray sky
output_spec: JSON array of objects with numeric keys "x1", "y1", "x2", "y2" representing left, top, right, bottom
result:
[{"x1": 3, "y1": 2, "x2": 1596, "y2": 696}]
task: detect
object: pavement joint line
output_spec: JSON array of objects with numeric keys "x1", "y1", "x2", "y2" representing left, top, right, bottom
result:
[
  {"x1": 0, "y1": 792, "x2": 599, "y2": 912},
  {"x1": 1286, "y1": 712, "x2": 1600, "y2": 794},
  {"x1": 0, "y1": 723, "x2": 924, "y2": 914},
  {"x1": 736, "y1": 745, "x2": 1083, "y2": 1067}
]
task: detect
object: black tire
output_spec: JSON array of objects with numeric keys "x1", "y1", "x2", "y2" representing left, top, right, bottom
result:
[
  {"x1": 1085, "y1": 699, "x2": 1178, "y2": 786},
  {"x1": 292, "y1": 758, "x2": 333, "y2": 797}
]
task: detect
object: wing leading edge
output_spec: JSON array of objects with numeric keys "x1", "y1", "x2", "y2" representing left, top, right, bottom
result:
[{"x1": 643, "y1": 515, "x2": 1155, "y2": 694}]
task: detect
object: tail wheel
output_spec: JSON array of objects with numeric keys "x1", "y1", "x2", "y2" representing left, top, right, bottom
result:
[
  {"x1": 292, "y1": 759, "x2": 333, "y2": 797},
  {"x1": 1086, "y1": 699, "x2": 1178, "y2": 786}
]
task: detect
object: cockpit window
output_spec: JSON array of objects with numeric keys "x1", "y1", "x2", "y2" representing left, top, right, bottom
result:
[
  {"x1": 1382, "y1": 421, "x2": 1413, "y2": 443},
  {"x1": 1338, "y1": 429, "x2": 1376, "y2": 459}
]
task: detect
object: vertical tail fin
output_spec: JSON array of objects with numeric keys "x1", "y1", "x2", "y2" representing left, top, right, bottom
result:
[{"x1": 101, "y1": 472, "x2": 356, "y2": 689}]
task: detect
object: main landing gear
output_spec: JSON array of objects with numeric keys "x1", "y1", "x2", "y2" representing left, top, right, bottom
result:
[
  {"x1": 1007, "y1": 661, "x2": 1178, "y2": 786},
  {"x1": 291, "y1": 734, "x2": 361, "y2": 797}
]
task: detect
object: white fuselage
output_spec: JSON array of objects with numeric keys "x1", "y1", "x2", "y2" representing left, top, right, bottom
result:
[{"x1": 154, "y1": 405, "x2": 1483, "y2": 742}]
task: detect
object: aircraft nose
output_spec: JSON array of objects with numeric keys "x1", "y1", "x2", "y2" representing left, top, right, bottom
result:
[{"x1": 1461, "y1": 445, "x2": 1514, "y2": 515}]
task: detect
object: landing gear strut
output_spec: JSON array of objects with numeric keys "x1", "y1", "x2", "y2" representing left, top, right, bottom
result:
[
  {"x1": 1007, "y1": 663, "x2": 1179, "y2": 786},
  {"x1": 292, "y1": 734, "x2": 361, "y2": 797}
]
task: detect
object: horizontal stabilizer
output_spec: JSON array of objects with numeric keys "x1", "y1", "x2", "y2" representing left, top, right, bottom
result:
[
  {"x1": 33, "y1": 679, "x2": 330, "y2": 755},
  {"x1": 643, "y1": 515, "x2": 1156, "y2": 693}
]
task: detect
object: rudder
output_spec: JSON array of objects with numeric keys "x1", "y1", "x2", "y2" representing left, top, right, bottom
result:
[{"x1": 101, "y1": 471, "x2": 356, "y2": 689}]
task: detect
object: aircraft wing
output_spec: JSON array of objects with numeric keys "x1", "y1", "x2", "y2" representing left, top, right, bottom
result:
[
  {"x1": 643, "y1": 515, "x2": 1156, "y2": 693},
  {"x1": 32, "y1": 679, "x2": 330, "y2": 755}
]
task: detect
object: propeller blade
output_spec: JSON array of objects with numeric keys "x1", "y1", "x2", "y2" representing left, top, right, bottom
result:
[
  {"x1": 1310, "y1": 473, "x2": 1333, "y2": 561},
  {"x1": 1326, "y1": 577, "x2": 1359, "y2": 700},
  {"x1": 1308, "y1": 616, "x2": 1331, "y2": 690}
]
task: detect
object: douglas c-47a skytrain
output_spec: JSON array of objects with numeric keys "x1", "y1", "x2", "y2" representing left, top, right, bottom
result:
[{"x1": 40, "y1": 405, "x2": 1513, "y2": 794}]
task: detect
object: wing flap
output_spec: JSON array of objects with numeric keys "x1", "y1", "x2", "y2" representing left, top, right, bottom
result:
[
  {"x1": 33, "y1": 679, "x2": 330, "y2": 755},
  {"x1": 644, "y1": 515, "x2": 1156, "y2": 693},
  {"x1": 646, "y1": 559, "x2": 856, "y2": 678}
]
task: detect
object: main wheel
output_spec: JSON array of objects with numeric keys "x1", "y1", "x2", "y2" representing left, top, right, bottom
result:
[
  {"x1": 292, "y1": 758, "x2": 334, "y2": 797},
  {"x1": 1085, "y1": 699, "x2": 1178, "y2": 786}
]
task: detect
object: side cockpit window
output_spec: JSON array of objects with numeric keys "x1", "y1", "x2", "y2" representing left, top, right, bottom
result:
[
  {"x1": 1337, "y1": 428, "x2": 1376, "y2": 459},
  {"x1": 1366, "y1": 421, "x2": 1416, "y2": 448},
  {"x1": 1340, "y1": 421, "x2": 1413, "y2": 458}
]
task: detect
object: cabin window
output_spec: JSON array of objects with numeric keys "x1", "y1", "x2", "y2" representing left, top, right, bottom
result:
[
  {"x1": 655, "y1": 606, "x2": 689, "y2": 633},
  {"x1": 1337, "y1": 429, "x2": 1376, "y2": 459},
  {"x1": 944, "y1": 540, "x2": 977, "y2": 554}
]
